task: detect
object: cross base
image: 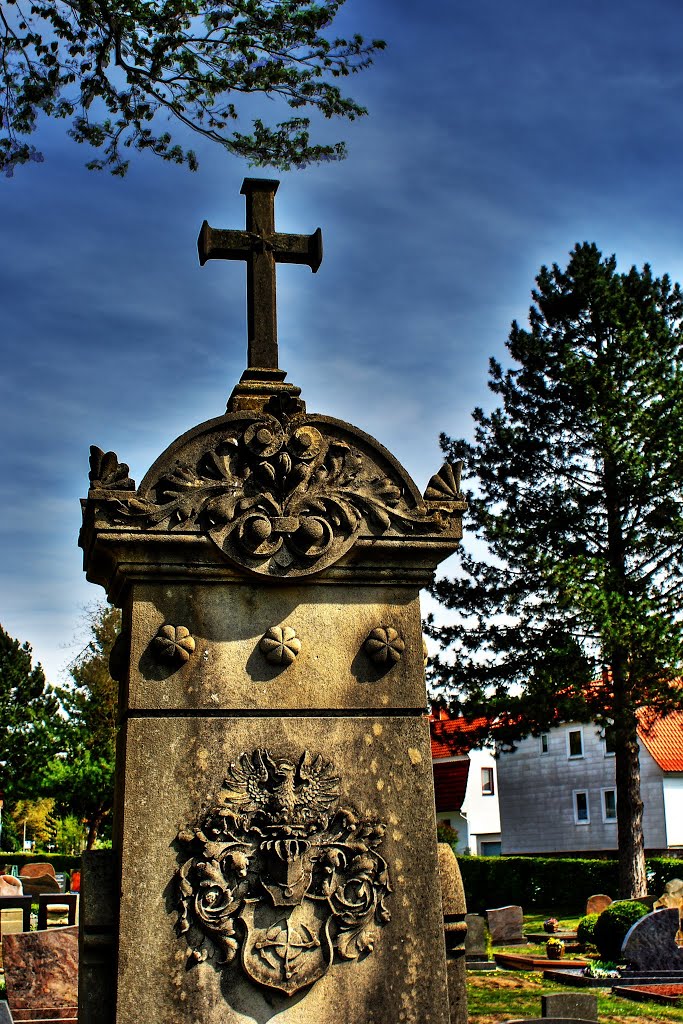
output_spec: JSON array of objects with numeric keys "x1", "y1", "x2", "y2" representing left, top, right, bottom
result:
[{"x1": 227, "y1": 367, "x2": 304, "y2": 416}]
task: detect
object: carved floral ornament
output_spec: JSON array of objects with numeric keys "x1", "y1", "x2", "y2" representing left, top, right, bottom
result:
[
  {"x1": 175, "y1": 749, "x2": 392, "y2": 997},
  {"x1": 84, "y1": 410, "x2": 465, "y2": 578}
]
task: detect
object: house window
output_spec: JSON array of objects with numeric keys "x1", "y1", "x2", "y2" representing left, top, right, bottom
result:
[
  {"x1": 603, "y1": 727, "x2": 616, "y2": 756},
  {"x1": 481, "y1": 767, "x2": 495, "y2": 796},
  {"x1": 567, "y1": 728, "x2": 584, "y2": 758},
  {"x1": 573, "y1": 790, "x2": 590, "y2": 824},
  {"x1": 602, "y1": 789, "x2": 617, "y2": 822},
  {"x1": 540, "y1": 733, "x2": 549, "y2": 754}
]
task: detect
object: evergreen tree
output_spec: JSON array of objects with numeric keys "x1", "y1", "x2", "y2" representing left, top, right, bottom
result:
[
  {"x1": 428, "y1": 243, "x2": 683, "y2": 898},
  {"x1": 0, "y1": 0, "x2": 385, "y2": 176},
  {"x1": 49, "y1": 604, "x2": 120, "y2": 849},
  {"x1": 0, "y1": 624, "x2": 60, "y2": 804}
]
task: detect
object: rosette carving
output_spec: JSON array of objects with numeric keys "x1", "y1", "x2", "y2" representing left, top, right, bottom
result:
[
  {"x1": 153, "y1": 625, "x2": 196, "y2": 663},
  {"x1": 93, "y1": 409, "x2": 455, "y2": 578},
  {"x1": 175, "y1": 748, "x2": 392, "y2": 996},
  {"x1": 259, "y1": 626, "x2": 301, "y2": 665},
  {"x1": 364, "y1": 626, "x2": 405, "y2": 667}
]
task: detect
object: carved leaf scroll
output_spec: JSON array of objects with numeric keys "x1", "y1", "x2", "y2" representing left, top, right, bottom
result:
[
  {"x1": 91, "y1": 409, "x2": 456, "y2": 577},
  {"x1": 175, "y1": 748, "x2": 393, "y2": 997}
]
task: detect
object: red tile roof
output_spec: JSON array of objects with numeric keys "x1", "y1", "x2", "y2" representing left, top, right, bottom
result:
[
  {"x1": 638, "y1": 709, "x2": 683, "y2": 772},
  {"x1": 433, "y1": 760, "x2": 470, "y2": 813},
  {"x1": 430, "y1": 713, "x2": 490, "y2": 758}
]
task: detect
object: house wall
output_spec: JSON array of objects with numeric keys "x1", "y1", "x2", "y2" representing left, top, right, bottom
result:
[
  {"x1": 436, "y1": 809, "x2": 470, "y2": 855},
  {"x1": 462, "y1": 749, "x2": 501, "y2": 854},
  {"x1": 663, "y1": 775, "x2": 683, "y2": 848},
  {"x1": 434, "y1": 749, "x2": 501, "y2": 855},
  {"x1": 498, "y1": 722, "x2": 667, "y2": 854}
]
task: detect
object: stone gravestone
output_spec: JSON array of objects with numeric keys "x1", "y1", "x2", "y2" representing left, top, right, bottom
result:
[
  {"x1": 437, "y1": 843, "x2": 468, "y2": 1024},
  {"x1": 78, "y1": 179, "x2": 467, "y2": 1024},
  {"x1": 2, "y1": 925, "x2": 78, "y2": 1021},
  {"x1": 621, "y1": 907, "x2": 683, "y2": 971},
  {"x1": 585, "y1": 893, "x2": 612, "y2": 916},
  {"x1": 465, "y1": 913, "x2": 494, "y2": 969},
  {"x1": 541, "y1": 992, "x2": 598, "y2": 1020},
  {"x1": 486, "y1": 905, "x2": 525, "y2": 945}
]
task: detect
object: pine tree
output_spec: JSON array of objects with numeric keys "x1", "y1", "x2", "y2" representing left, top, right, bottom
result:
[
  {"x1": 0, "y1": 624, "x2": 60, "y2": 803},
  {"x1": 428, "y1": 243, "x2": 683, "y2": 898}
]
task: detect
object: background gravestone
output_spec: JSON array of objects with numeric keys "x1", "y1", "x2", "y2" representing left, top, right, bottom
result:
[
  {"x1": 79, "y1": 179, "x2": 467, "y2": 1024},
  {"x1": 621, "y1": 907, "x2": 683, "y2": 971},
  {"x1": 486, "y1": 905, "x2": 525, "y2": 945}
]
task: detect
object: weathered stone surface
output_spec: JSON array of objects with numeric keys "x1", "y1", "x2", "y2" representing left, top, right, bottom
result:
[
  {"x1": 586, "y1": 893, "x2": 612, "y2": 916},
  {"x1": 19, "y1": 873, "x2": 61, "y2": 897},
  {"x1": 0, "y1": 874, "x2": 22, "y2": 896},
  {"x1": 622, "y1": 908, "x2": 683, "y2": 971},
  {"x1": 19, "y1": 862, "x2": 56, "y2": 879},
  {"x1": 654, "y1": 878, "x2": 683, "y2": 912},
  {"x1": 465, "y1": 914, "x2": 489, "y2": 957},
  {"x1": 115, "y1": 715, "x2": 449, "y2": 1024},
  {"x1": 437, "y1": 843, "x2": 467, "y2": 1024},
  {"x1": 486, "y1": 905, "x2": 525, "y2": 945},
  {"x1": 127, "y1": 583, "x2": 427, "y2": 713},
  {"x1": 542, "y1": 992, "x2": 598, "y2": 1019},
  {"x1": 3, "y1": 926, "x2": 78, "y2": 1009},
  {"x1": 78, "y1": 852, "x2": 116, "y2": 1024}
]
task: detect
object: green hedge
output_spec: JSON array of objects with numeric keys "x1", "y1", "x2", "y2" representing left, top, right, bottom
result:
[
  {"x1": 457, "y1": 854, "x2": 683, "y2": 912},
  {"x1": 0, "y1": 853, "x2": 81, "y2": 873}
]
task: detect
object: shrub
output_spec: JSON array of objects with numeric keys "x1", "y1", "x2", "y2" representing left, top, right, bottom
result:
[
  {"x1": 436, "y1": 821, "x2": 459, "y2": 846},
  {"x1": 577, "y1": 912, "x2": 599, "y2": 946},
  {"x1": 593, "y1": 900, "x2": 649, "y2": 961}
]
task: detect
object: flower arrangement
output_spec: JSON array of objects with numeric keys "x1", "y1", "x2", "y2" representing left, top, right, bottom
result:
[
  {"x1": 543, "y1": 917, "x2": 559, "y2": 933},
  {"x1": 545, "y1": 937, "x2": 565, "y2": 959}
]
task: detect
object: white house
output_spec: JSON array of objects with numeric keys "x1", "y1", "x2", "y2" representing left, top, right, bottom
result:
[
  {"x1": 430, "y1": 710, "x2": 502, "y2": 856},
  {"x1": 496, "y1": 710, "x2": 683, "y2": 855}
]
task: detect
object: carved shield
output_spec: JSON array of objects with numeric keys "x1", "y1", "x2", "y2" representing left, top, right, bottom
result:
[{"x1": 239, "y1": 899, "x2": 333, "y2": 995}]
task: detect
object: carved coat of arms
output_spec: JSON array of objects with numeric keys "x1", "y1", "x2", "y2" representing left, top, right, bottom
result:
[{"x1": 175, "y1": 749, "x2": 392, "y2": 996}]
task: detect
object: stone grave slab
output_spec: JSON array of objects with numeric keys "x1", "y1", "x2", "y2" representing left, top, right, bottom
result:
[
  {"x1": 622, "y1": 907, "x2": 683, "y2": 971},
  {"x1": 486, "y1": 905, "x2": 525, "y2": 945},
  {"x1": 586, "y1": 893, "x2": 612, "y2": 915},
  {"x1": 542, "y1": 992, "x2": 598, "y2": 1019},
  {"x1": 2, "y1": 926, "x2": 78, "y2": 1016}
]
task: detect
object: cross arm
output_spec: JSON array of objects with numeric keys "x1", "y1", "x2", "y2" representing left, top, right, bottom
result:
[
  {"x1": 198, "y1": 223, "x2": 323, "y2": 273},
  {"x1": 198, "y1": 224, "x2": 251, "y2": 266}
]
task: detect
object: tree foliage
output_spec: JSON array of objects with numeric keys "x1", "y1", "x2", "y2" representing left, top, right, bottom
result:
[
  {"x1": 10, "y1": 796, "x2": 57, "y2": 848},
  {"x1": 428, "y1": 243, "x2": 683, "y2": 897},
  {"x1": 49, "y1": 603, "x2": 119, "y2": 849},
  {"x1": 0, "y1": 623, "x2": 60, "y2": 804},
  {"x1": 0, "y1": 0, "x2": 385, "y2": 176}
]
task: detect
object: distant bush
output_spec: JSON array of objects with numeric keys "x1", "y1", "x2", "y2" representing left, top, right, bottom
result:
[
  {"x1": 577, "y1": 912, "x2": 599, "y2": 946},
  {"x1": 0, "y1": 852, "x2": 80, "y2": 873},
  {"x1": 593, "y1": 900, "x2": 649, "y2": 961}
]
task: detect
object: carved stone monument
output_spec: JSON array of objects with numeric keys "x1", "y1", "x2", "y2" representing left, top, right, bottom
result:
[{"x1": 79, "y1": 178, "x2": 466, "y2": 1024}]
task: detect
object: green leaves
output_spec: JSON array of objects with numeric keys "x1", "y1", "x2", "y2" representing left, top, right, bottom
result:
[
  {"x1": 429, "y1": 243, "x2": 683, "y2": 729},
  {"x1": 1, "y1": 0, "x2": 385, "y2": 174}
]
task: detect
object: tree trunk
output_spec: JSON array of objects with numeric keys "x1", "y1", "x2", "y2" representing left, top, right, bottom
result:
[
  {"x1": 85, "y1": 814, "x2": 102, "y2": 851},
  {"x1": 613, "y1": 668, "x2": 647, "y2": 898}
]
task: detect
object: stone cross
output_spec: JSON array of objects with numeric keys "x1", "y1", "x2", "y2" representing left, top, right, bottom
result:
[{"x1": 198, "y1": 178, "x2": 323, "y2": 369}]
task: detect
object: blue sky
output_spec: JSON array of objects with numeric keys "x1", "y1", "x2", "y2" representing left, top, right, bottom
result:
[{"x1": 2, "y1": 0, "x2": 683, "y2": 683}]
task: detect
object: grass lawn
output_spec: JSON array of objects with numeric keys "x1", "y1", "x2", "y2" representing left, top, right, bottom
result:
[
  {"x1": 467, "y1": 971, "x2": 683, "y2": 1024},
  {"x1": 468, "y1": 910, "x2": 683, "y2": 1023}
]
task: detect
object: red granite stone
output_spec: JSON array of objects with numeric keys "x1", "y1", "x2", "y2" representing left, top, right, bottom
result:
[{"x1": 2, "y1": 927, "x2": 78, "y2": 1010}]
